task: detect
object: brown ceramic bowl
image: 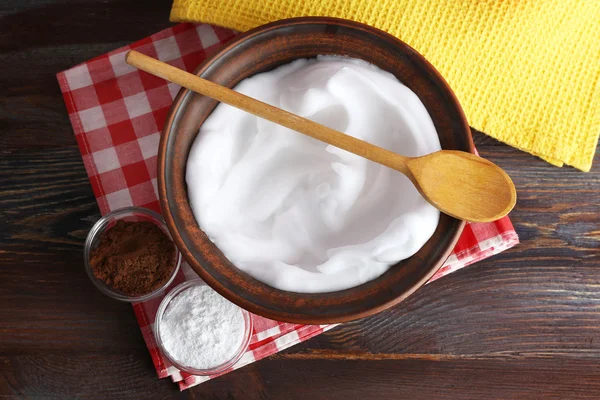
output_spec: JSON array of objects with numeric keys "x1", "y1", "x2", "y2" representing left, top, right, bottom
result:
[{"x1": 159, "y1": 17, "x2": 471, "y2": 324}]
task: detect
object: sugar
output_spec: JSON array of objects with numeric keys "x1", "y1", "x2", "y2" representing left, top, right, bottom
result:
[{"x1": 159, "y1": 284, "x2": 246, "y2": 370}]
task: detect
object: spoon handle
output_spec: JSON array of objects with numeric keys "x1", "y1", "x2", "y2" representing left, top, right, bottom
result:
[{"x1": 126, "y1": 50, "x2": 411, "y2": 175}]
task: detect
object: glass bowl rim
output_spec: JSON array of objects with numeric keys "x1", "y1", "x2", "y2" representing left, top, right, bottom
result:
[
  {"x1": 83, "y1": 206, "x2": 182, "y2": 302},
  {"x1": 153, "y1": 278, "x2": 254, "y2": 375}
]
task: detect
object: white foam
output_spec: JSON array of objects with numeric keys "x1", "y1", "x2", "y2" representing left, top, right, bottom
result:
[{"x1": 186, "y1": 56, "x2": 441, "y2": 293}]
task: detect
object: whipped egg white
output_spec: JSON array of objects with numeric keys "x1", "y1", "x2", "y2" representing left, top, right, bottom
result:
[{"x1": 186, "y1": 56, "x2": 441, "y2": 293}]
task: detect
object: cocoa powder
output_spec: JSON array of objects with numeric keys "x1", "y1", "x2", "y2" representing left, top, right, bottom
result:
[{"x1": 90, "y1": 220, "x2": 176, "y2": 296}]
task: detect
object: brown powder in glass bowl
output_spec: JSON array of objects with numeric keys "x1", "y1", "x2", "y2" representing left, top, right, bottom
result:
[{"x1": 89, "y1": 220, "x2": 176, "y2": 296}]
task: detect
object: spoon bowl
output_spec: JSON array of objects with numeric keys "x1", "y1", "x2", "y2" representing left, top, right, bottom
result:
[{"x1": 406, "y1": 150, "x2": 516, "y2": 222}]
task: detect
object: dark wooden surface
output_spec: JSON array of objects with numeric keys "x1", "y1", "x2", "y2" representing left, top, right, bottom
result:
[{"x1": 1, "y1": 1, "x2": 599, "y2": 399}]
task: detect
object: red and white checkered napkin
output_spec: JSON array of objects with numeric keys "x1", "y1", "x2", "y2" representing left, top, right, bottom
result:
[{"x1": 57, "y1": 22, "x2": 519, "y2": 391}]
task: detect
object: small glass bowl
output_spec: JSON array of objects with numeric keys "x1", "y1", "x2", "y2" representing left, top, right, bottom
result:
[
  {"x1": 154, "y1": 279, "x2": 253, "y2": 375},
  {"x1": 84, "y1": 206, "x2": 181, "y2": 302}
]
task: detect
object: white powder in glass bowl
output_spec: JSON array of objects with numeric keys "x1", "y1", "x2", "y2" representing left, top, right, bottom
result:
[{"x1": 158, "y1": 284, "x2": 246, "y2": 370}]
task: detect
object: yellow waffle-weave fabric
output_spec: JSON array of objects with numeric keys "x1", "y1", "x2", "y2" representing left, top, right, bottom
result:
[{"x1": 171, "y1": 0, "x2": 600, "y2": 171}]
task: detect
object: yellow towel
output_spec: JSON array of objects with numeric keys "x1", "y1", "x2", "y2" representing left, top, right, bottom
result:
[{"x1": 171, "y1": 0, "x2": 600, "y2": 171}]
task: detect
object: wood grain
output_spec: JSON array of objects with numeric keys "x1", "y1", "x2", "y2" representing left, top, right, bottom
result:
[{"x1": 2, "y1": 0, "x2": 600, "y2": 398}]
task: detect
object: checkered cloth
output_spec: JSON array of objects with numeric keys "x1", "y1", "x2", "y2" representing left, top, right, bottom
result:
[{"x1": 57, "y1": 22, "x2": 519, "y2": 391}]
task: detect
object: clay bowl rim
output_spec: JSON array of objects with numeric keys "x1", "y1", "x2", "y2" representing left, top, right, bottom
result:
[{"x1": 158, "y1": 16, "x2": 471, "y2": 324}]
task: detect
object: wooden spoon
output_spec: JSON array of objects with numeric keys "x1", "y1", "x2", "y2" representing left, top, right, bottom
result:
[{"x1": 126, "y1": 50, "x2": 516, "y2": 222}]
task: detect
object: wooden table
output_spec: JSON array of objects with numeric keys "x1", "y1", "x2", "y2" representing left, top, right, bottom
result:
[{"x1": 2, "y1": 1, "x2": 599, "y2": 398}]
